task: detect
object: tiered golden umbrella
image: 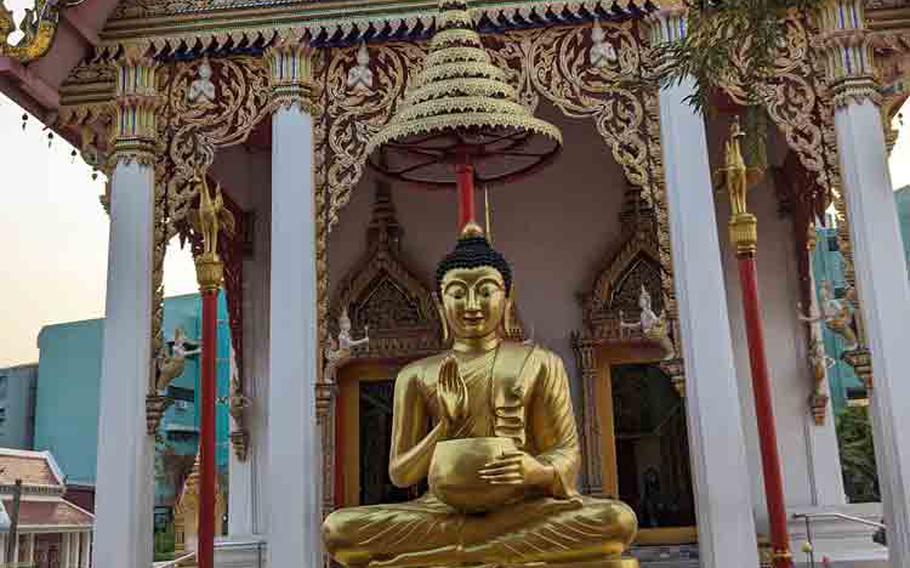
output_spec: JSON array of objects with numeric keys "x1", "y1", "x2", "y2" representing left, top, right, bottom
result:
[{"x1": 367, "y1": 0, "x2": 562, "y2": 228}]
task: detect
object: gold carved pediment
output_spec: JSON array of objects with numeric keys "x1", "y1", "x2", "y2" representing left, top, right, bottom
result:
[
  {"x1": 330, "y1": 255, "x2": 442, "y2": 361},
  {"x1": 581, "y1": 230, "x2": 665, "y2": 341},
  {"x1": 329, "y1": 183, "x2": 442, "y2": 361}
]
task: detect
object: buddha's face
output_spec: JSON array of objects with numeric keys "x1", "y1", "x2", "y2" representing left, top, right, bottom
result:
[{"x1": 440, "y1": 266, "x2": 507, "y2": 339}]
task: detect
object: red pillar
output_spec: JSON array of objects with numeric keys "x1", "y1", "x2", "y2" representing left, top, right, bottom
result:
[
  {"x1": 455, "y1": 158, "x2": 475, "y2": 230},
  {"x1": 737, "y1": 254, "x2": 793, "y2": 568},
  {"x1": 198, "y1": 289, "x2": 219, "y2": 568}
]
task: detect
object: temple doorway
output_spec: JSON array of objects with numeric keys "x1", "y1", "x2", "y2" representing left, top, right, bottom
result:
[
  {"x1": 337, "y1": 362, "x2": 424, "y2": 507},
  {"x1": 578, "y1": 336, "x2": 698, "y2": 545},
  {"x1": 611, "y1": 364, "x2": 695, "y2": 538},
  {"x1": 358, "y1": 379, "x2": 420, "y2": 505}
]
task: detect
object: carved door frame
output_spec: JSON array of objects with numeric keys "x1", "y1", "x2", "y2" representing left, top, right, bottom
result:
[
  {"x1": 336, "y1": 359, "x2": 413, "y2": 507},
  {"x1": 592, "y1": 344, "x2": 696, "y2": 546}
]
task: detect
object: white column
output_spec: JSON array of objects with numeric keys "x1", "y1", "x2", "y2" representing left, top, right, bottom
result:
[
  {"x1": 835, "y1": 79, "x2": 910, "y2": 568},
  {"x1": 93, "y1": 158, "x2": 155, "y2": 568},
  {"x1": 27, "y1": 533, "x2": 34, "y2": 563},
  {"x1": 817, "y1": 1, "x2": 910, "y2": 563},
  {"x1": 228, "y1": 406, "x2": 254, "y2": 537},
  {"x1": 805, "y1": 379, "x2": 847, "y2": 506},
  {"x1": 80, "y1": 532, "x2": 91, "y2": 568},
  {"x1": 65, "y1": 533, "x2": 73, "y2": 568},
  {"x1": 73, "y1": 532, "x2": 81, "y2": 568},
  {"x1": 93, "y1": 54, "x2": 159, "y2": 568},
  {"x1": 12, "y1": 534, "x2": 19, "y2": 564},
  {"x1": 61, "y1": 534, "x2": 70, "y2": 568},
  {"x1": 1, "y1": 534, "x2": 7, "y2": 563},
  {"x1": 651, "y1": 10, "x2": 760, "y2": 567},
  {"x1": 266, "y1": 42, "x2": 322, "y2": 568}
]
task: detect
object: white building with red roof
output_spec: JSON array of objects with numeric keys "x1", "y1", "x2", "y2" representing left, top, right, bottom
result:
[{"x1": 0, "y1": 449, "x2": 93, "y2": 567}]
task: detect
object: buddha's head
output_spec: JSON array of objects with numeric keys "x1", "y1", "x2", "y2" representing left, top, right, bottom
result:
[{"x1": 435, "y1": 223, "x2": 512, "y2": 341}]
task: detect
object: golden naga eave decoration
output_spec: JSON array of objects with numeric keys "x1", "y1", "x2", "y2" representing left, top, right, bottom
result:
[
  {"x1": 366, "y1": 0, "x2": 562, "y2": 187},
  {"x1": 0, "y1": 0, "x2": 61, "y2": 62}
]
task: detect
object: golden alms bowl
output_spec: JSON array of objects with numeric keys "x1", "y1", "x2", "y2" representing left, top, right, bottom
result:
[{"x1": 429, "y1": 437, "x2": 525, "y2": 513}]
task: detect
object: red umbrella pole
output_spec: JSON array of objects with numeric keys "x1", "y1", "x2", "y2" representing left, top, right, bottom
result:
[
  {"x1": 736, "y1": 247, "x2": 793, "y2": 568},
  {"x1": 722, "y1": 119, "x2": 792, "y2": 567},
  {"x1": 199, "y1": 287, "x2": 218, "y2": 568},
  {"x1": 195, "y1": 253, "x2": 223, "y2": 568},
  {"x1": 456, "y1": 157, "x2": 476, "y2": 231}
]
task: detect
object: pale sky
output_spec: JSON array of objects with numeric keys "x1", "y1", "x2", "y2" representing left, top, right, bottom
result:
[
  {"x1": 0, "y1": 93, "x2": 908, "y2": 367},
  {"x1": 0, "y1": 96, "x2": 197, "y2": 367}
]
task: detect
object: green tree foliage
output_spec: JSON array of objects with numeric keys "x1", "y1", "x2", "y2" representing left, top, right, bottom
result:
[
  {"x1": 836, "y1": 406, "x2": 881, "y2": 503},
  {"x1": 654, "y1": 0, "x2": 823, "y2": 113}
]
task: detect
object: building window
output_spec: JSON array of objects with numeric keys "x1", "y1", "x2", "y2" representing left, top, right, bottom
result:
[
  {"x1": 0, "y1": 407, "x2": 8, "y2": 427},
  {"x1": 166, "y1": 430, "x2": 198, "y2": 442},
  {"x1": 0, "y1": 376, "x2": 8, "y2": 399},
  {"x1": 167, "y1": 386, "x2": 195, "y2": 403}
]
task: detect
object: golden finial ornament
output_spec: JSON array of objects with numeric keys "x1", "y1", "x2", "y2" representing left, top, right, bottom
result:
[
  {"x1": 190, "y1": 176, "x2": 235, "y2": 292},
  {"x1": 715, "y1": 118, "x2": 764, "y2": 257},
  {"x1": 366, "y1": 0, "x2": 562, "y2": 187}
]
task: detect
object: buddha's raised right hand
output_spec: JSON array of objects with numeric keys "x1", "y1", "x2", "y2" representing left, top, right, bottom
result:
[{"x1": 438, "y1": 355, "x2": 469, "y2": 435}]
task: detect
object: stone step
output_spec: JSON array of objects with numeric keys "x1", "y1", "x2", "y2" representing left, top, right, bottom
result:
[{"x1": 631, "y1": 544, "x2": 699, "y2": 567}]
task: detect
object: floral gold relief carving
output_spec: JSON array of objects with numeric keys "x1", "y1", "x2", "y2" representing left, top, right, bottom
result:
[
  {"x1": 720, "y1": 15, "x2": 835, "y2": 192},
  {"x1": 487, "y1": 23, "x2": 653, "y2": 199},
  {"x1": 161, "y1": 56, "x2": 271, "y2": 225},
  {"x1": 323, "y1": 42, "x2": 426, "y2": 231}
]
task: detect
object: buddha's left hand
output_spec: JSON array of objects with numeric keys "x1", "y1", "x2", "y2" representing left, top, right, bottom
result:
[{"x1": 479, "y1": 451, "x2": 555, "y2": 490}]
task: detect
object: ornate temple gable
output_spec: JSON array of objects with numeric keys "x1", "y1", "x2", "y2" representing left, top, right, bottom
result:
[
  {"x1": 101, "y1": 0, "x2": 649, "y2": 47},
  {"x1": 579, "y1": 226, "x2": 665, "y2": 343},
  {"x1": 329, "y1": 182, "x2": 442, "y2": 361}
]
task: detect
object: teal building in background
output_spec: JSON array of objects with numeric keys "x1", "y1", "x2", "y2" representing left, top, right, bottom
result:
[
  {"x1": 35, "y1": 293, "x2": 232, "y2": 513},
  {"x1": 811, "y1": 225, "x2": 865, "y2": 412},
  {"x1": 35, "y1": 318, "x2": 103, "y2": 487},
  {"x1": 813, "y1": 185, "x2": 910, "y2": 412}
]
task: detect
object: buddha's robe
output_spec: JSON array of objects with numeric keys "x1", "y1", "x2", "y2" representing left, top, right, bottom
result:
[{"x1": 323, "y1": 342, "x2": 637, "y2": 567}]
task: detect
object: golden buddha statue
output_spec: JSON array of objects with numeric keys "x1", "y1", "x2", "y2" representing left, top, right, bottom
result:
[{"x1": 323, "y1": 224, "x2": 638, "y2": 567}]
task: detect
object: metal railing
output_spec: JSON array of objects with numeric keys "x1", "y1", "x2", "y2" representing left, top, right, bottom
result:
[
  {"x1": 152, "y1": 551, "x2": 197, "y2": 568},
  {"x1": 792, "y1": 512, "x2": 886, "y2": 567}
]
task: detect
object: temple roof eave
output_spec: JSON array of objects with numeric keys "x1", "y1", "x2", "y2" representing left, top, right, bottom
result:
[{"x1": 98, "y1": 0, "x2": 651, "y2": 48}]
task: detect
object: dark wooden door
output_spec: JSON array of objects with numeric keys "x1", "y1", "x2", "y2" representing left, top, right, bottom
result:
[{"x1": 358, "y1": 380, "x2": 422, "y2": 505}]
